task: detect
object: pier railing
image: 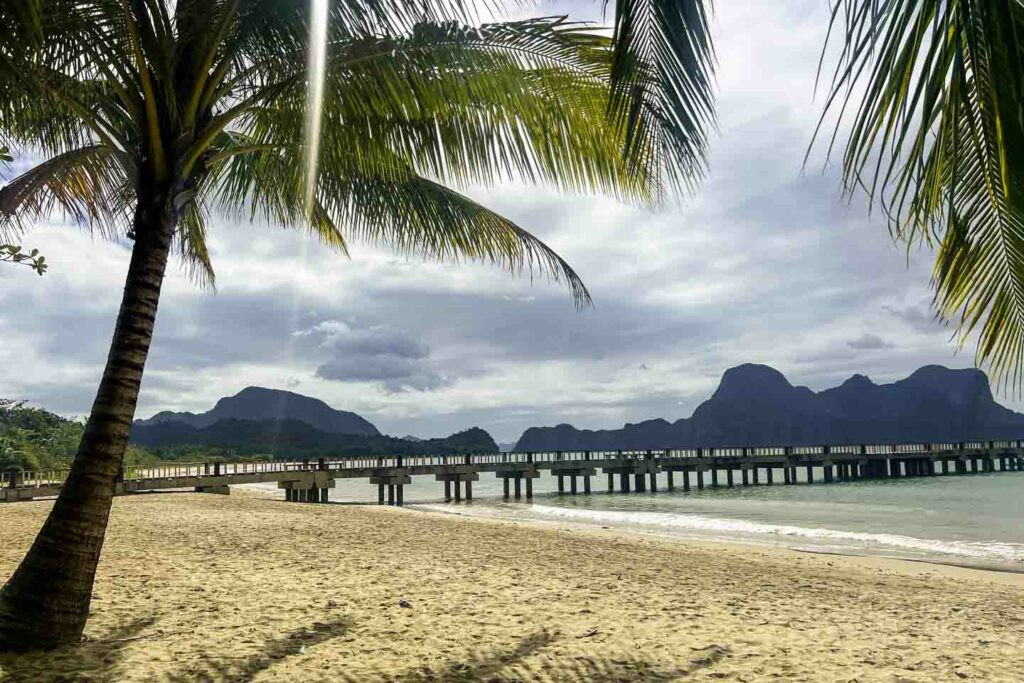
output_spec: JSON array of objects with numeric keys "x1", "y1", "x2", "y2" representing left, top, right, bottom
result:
[{"x1": 5, "y1": 439, "x2": 1023, "y2": 491}]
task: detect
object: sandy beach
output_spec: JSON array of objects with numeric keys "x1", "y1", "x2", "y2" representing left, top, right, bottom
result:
[{"x1": 1, "y1": 492, "x2": 1023, "y2": 682}]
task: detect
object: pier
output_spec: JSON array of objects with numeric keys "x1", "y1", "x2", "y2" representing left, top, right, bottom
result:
[{"x1": 3, "y1": 440, "x2": 1022, "y2": 504}]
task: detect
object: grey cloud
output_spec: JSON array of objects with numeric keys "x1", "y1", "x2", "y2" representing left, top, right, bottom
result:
[
  {"x1": 847, "y1": 333, "x2": 894, "y2": 350},
  {"x1": 884, "y1": 304, "x2": 945, "y2": 334},
  {"x1": 304, "y1": 319, "x2": 448, "y2": 393},
  {"x1": 315, "y1": 357, "x2": 449, "y2": 393}
]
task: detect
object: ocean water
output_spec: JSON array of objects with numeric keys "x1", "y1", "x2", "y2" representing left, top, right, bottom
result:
[{"x1": 252, "y1": 467, "x2": 1024, "y2": 571}]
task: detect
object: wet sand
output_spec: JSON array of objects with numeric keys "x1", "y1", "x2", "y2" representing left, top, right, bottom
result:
[{"x1": 1, "y1": 492, "x2": 1022, "y2": 681}]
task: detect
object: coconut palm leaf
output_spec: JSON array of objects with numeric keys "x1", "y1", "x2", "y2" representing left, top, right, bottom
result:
[
  {"x1": 606, "y1": 0, "x2": 716, "y2": 193},
  {"x1": 819, "y1": 0, "x2": 1024, "y2": 390}
]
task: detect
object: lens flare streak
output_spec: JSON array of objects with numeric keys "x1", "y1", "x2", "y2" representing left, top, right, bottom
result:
[{"x1": 303, "y1": 0, "x2": 329, "y2": 217}]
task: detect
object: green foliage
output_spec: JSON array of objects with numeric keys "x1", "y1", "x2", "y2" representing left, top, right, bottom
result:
[
  {"x1": 0, "y1": 399, "x2": 83, "y2": 471},
  {"x1": 0, "y1": 399, "x2": 160, "y2": 471},
  {"x1": 819, "y1": 0, "x2": 1024, "y2": 390},
  {"x1": 0, "y1": 244, "x2": 46, "y2": 274}
]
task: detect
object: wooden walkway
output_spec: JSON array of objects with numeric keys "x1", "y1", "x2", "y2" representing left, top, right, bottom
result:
[{"x1": 3, "y1": 440, "x2": 1023, "y2": 505}]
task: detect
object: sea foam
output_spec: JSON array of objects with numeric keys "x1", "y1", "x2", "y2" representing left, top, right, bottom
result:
[{"x1": 418, "y1": 502, "x2": 1024, "y2": 567}]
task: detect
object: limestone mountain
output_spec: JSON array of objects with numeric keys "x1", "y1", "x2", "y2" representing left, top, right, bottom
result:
[
  {"x1": 135, "y1": 386, "x2": 379, "y2": 436},
  {"x1": 514, "y1": 364, "x2": 1024, "y2": 451}
]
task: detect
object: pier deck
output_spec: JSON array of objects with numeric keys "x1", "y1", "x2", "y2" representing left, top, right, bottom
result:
[{"x1": 3, "y1": 440, "x2": 1022, "y2": 504}]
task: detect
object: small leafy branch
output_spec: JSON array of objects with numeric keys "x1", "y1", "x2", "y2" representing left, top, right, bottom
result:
[
  {"x1": 0, "y1": 147, "x2": 47, "y2": 276},
  {"x1": 0, "y1": 245, "x2": 47, "y2": 275}
]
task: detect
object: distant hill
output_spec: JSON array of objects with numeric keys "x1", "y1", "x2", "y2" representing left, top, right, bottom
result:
[
  {"x1": 131, "y1": 418, "x2": 498, "y2": 459},
  {"x1": 131, "y1": 386, "x2": 502, "y2": 457},
  {"x1": 514, "y1": 364, "x2": 1024, "y2": 451},
  {"x1": 135, "y1": 386, "x2": 379, "y2": 436}
]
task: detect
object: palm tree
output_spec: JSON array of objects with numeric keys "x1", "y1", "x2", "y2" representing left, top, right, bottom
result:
[{"x1": 0, "y1": 0, "x2": 713, "y2": 650}]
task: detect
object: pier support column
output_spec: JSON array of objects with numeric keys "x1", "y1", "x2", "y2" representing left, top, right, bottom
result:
[
  {"x1": 396, "y1": 486, "x2": 404, "y2": 506},
  {"x1": 667, "y1": 470, "x2": 675, "y2": 491},
  {"x1": 741, "y1": 469, "x2": 749, "y2": 486},
  {"x1": 503, "y1": 478, "x2": 510, "y2": 499},
  {"x1": 634, "y1": 472, "x2": 646, "y2": 493},
  {"x1": 683, "y1": 471, "x2": 691, "y2": 492},
  {"x1": 766, "y1": 467, "x2": 774, "y2": 485},
  {"x1": 525, "y1": 477, "x2": 533, "y2": 499},
  {"x1": 607, "y1": 472, "x2": 614, "y2": 492},
  {"x1": 570, "y1": 475, "x2": 578, "y2": 494},
  {"x1": 791, "y1": 466, "x2": 799, "y2": 484},
  {"x1": 726, "y1": 469, "x2": 734, "y2": 488},
  {"x1": 824, "y1": 465, "x2": 833, "y2": 483},
  {"x1": 584, "y1": 475, "x2": 591, "y2": 494},
  {"x1": 806, "y1": 465, "x2": 814, "y2": 484},
  {"x1": 649, "y1": 471, "x2": 657, "y2": 493},
  {"x1": 378, "y1": 484, "x2": 385, "y2": 505},
  {"x1": 514, "y1": 476, "x2": 522, "y2": 500},
  {"x1": 454, "y1": 480, "x2": 462, "y2": 502},
  {"x1": 465, "y1": 480, "x2": 473, "y2": 501},
  {"x1": 711, "y1": 469, "x2": 719, "y2": 487},
  {"x1": 557, "y1": 474, "x2": 565, "y2": 493},
  {"x1": 752, "y1": 468, "x2": 759, "y2": 485},
  {"x1": 444, "y1": 480, "x2": 452, "y2": 501},
  {"x1": 620, "y1": 471, "x2": 630, "y2": 493},
  {"x1": 696, "y1": 470, "x2": 705, "y2": 489},
  {"x1": 387, "y1": 484, "x2": 395, "y2": 506}
]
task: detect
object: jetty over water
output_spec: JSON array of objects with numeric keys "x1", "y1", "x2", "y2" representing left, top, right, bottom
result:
[{"x1": 3, "y1": 440, "x2": 1023, "y2": 505}]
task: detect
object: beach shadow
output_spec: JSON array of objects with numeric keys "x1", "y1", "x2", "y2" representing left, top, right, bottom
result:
[
  {"x1": 167, "y1": 617, "x2": 352, "y2": 682},
  {"x1": 0, "y1": 615, "x2": 157, "y2": 682},
  {"x1": 363, "y1": 630, "x2": 732, "y2": 682}
]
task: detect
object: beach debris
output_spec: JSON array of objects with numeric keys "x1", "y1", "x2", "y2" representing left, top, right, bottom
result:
[
  {"x1": 398, "y1": 598, "x2": 412, "y2": 608},
  {"x1": 577, "y1": 627, "x2": 599, "y2": 638}
]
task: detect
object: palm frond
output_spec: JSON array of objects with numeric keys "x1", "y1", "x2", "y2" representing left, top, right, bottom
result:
[
  {"x1": 0, "y1": 144, "x2": 129, "y2": 240},
  {"x1": 819, "y1": 0, "x2": 1024, "y2": 390},
  {"x1": 607, "y1": 0, "x2": 716, "y2": 193},
  {"x1": 317, "y1": 163, "x2": 592, "y2": 309}
]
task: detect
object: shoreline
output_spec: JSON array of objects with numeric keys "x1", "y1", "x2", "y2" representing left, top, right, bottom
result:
[
  {"x1": 401, "y1": 493, "x2": 1024, "y2": 581},
  {"x1": 2, "y1": 492, "x2": 1023, "y2": 681},
  {"x1": 242, "y1": 483, "x2": 1024, "y2": 579},
  {"x1": 401, "y1": 499, "x2": 1024, "y2": 586}
]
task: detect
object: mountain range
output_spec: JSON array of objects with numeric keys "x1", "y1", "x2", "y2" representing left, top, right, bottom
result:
[
  {"x1": 131, "y1": 387, "x2": 496, "y2": 458},
  {"x1": 513, "y1": 364, "x2": 1024, "y2": 451}
]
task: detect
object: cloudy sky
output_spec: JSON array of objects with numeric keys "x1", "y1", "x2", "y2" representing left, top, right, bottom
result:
[{"x1": 0, "y1": 1, "x2": 1011, "y2": 444}]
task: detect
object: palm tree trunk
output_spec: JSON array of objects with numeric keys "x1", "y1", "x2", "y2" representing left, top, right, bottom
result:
[{"x1": 0, "y1": 193, "x2": 175, "y2": 651}]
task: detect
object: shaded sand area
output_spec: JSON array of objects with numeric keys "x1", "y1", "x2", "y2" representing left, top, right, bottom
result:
[{"x1": 2, "y1": 493, "x2": 1023, "y2": 682}]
